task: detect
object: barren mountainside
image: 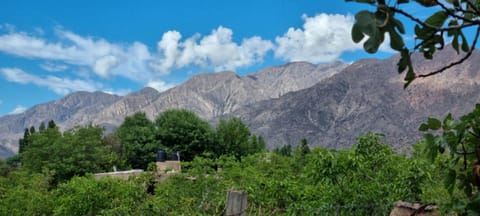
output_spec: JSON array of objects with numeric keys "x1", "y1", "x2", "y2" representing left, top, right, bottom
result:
[
  {"x1": 230, "y1": 48, "x2": 480, "y2": 150},
  {"x1": 0, "y1": 61, "x2": 347, "y2": 158},
  {"x1": 1, "y1": 48, "x2": 479, "y2": 158}
]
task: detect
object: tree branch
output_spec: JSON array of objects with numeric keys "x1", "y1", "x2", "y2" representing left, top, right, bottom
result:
[
  {"x1": 390, "y1": 6, "x2": 479, "y2": 31},
  {"x1": 436, "y1": 1, "x2": 478, "y2": 24},
  {"x1": 416, "y1": 26, "x2": 480, "y2": 78},
  {"x1": 465, "y1": 0, "x2": 480, "y2": 15}
]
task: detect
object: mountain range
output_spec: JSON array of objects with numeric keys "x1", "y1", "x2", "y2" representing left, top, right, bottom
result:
[{"x1": 1, "y1": 47, "x2": 479, "y2": 158}]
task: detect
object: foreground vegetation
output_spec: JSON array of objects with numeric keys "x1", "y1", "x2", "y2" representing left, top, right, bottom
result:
[{"x1": 1, "y1": 106, "x2": 480, "y2": 215}]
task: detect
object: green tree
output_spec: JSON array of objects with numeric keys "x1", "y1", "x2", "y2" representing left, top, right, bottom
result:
[
  {"x1": 18, "y1": 128, "x2": 30, "y2": 154},
  {"x1": 21, "y1": 125, "x2": 118, "y2": 184},
  {"x1": 216, "y1": 117, "x2": 265, "y2": 160},
  {"x1": 294, "y1": 138, "x2": 311, "y2": 156},
  {"x1": 293, "y1": 138, "x2": 311, "y2": 169},
  {"x1": 273, "y1": 144, "x2": 293, "y2": 157},
  {"x1": 47, "y1": 120, "x2": 56, "y2": 129},
  {"x1": 115, "y1": 112, "x2": 161, "y2": 169},
  {"x1": 155, "y1": 109, "x2": 216, "y2": 161},
  {"x1": 21, "y1": 126, "x2": 62, "y2": 174},
  {"x1": 39, "y1": 122, "x2": 46, "y2": 132},
  {"x1": 346, "y1": 0, "x2": 480, "y2": 87},
  {"x1": 29, "y1": 126, "x2": 36, "y2": 135}
]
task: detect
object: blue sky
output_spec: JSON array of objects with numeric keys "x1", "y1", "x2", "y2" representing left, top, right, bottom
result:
[{"x1": 0, "y1": 0, "x2": 426, "y2": 116}]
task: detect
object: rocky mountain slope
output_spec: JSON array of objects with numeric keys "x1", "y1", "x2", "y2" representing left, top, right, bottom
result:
[
  {"x1": 0, "y1": 61, "x2": 347, "y2": 158},
  {"x1": 231, "y1": 48, "x2": 480, "y2": 150},
  {"x1": 91, "y1": 61, "x2": 346, "y2": 126}
]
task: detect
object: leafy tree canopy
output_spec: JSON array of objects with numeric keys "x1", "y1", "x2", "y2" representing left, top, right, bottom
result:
[
  {"x1": 20, "y1": 125, "x2": 118, "y2": 184},
  {"x1": 215, "y1": 117, "x2": 265, "y2": 160},
  {"x1": 115, "y1": 112, "x2": 161, "y2": 169},
  {"x1": 155, "y1": 109, "x2": 216, "y2": 161}
]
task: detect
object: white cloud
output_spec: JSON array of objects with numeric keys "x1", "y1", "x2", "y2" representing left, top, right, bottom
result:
[
  {"x1": 9, "y1": 105, "x2": 27, "y2": 115},
  {"x1": 1, "y1": 67, "x2": 101, "y2": 95},
  {"x1": 0, "y1": 26, "x2": 273, "y2": 84},
  {"x1": 151, "y1": 31, "x2": 181, "y2": 75},
  {"x1": 40, "y1": 62, "x2": 69, "y2": 72},
  {"x1": 151, "y1": 26, "x2": 274, "y2": 72},
  {"x1": 102, "y1": 88, "x2": 132, "y2": 96},
  {"x1": 146, "y1": 80, "x2": 175, "y2": 92},
  {"x1": 93, "y1": 55, "x2": 119, "y2": 78},
  {"x1": 0, "y1": 29, "x2": 153, "y2": 81},
  {"x1": 274, "y1": 14, "x2": 362, "y2": 63},
  {"x1": 0, "y1": 17, "x2": 393, "y2": 94}
]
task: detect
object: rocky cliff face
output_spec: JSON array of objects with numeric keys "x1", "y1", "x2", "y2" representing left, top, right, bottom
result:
[{"x1": 0, "y1": 61, "x2": 347, "y2": 158}]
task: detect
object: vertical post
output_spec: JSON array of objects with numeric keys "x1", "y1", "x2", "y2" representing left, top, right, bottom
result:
[{"x1": 226, "y1": 190, "x2": 247, "y2": 216}]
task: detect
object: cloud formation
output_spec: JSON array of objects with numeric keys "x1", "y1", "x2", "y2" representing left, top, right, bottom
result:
[
  {"x1": 275, "y1": 14, "x2": 361, "y2": 63},
  {"x1": 146, "y1": 80, "x2": 175, "y2": 92},
  {"x1": 1, "y1": 68, "x2": 101, "y2": 95},
  {"x1": 9, "y1": 105, "x2": 27, "y2": 115},
  {"x1": 0, "y1": 13, "x2": 389, "y2": 97},
  {"x1": 151, "y1": 26, "x2": 274, "y2": 73},
  {"x1": 0, "y1": 30, "x2": 155, "y2": 81},
  {"x1": 40, "y1": 62, "x2": 69, "y2": 72},
  {"x1": 0, "y1": 26, "x2": 274, "y2": 80}
]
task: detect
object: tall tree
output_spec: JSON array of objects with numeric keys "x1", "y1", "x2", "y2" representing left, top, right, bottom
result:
[
  {"x1": 115, "y1": 112, "x2": 160, "y2": 169},
  {"x1": 155, "y1": 109, "x2": 216, "y2": 161},
  {"x1": 29, "y1": 126, "x2": 36, "y2": 134},
  {"x1": 18, "y1": 128, "x2": 30, "y2": 154},
  {"x1": 47, "y1": 120, "x2": 56, "y2": 129},
  {"x1": 216, "y1": 117, "x2": 258, "y2": 159},
  {"x1": 39, "y1": 122, "x2": 46, "y2": 132}
]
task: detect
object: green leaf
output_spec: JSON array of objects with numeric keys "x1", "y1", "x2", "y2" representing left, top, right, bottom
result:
[
  {"x1": 364, "y1": 33, "x2": 383, "y2": 53},
  {"x1": 461, "y1": 33, "x2": 470, "y2": 52},
  {"x1": 355, "y1": 11, "x2": 377, "y2": 36},
  {"x1": 443, "y1": 113, "x2": 454, "y2": 130},
  {"x1": 425, "y1": 11, "x2": 448, "y2": 27},
  {"x1": 452, "y1": 35, "x2": 460, "y2": 54},
  {"x1": 427, "y1": 118, "x2": 442, "y2": 130},
  {"x1": 404, "y1": 67, "x2": 416, "y2": 88},
  {"x1": 353, "y1": 10, "x2": 386, "y2": 54},
  {"x1": 445, "y1": 169, "x2": 456, "y2": 194},
  {"x1": 389, "y1": 29, "x2": 404, "y2": 51},
  {"x1": 415, "y1": 0, "x2": 438, "y2": 6},
  {"x1": 397, "y1": 48, "x2": 411, "y2": 73},
  {"x1": 392, "y1": 18, "x2": 405, "y2": 34},
  {"x1": 419, "y1": 123, "x2": 429, "y2": 131},
  {"x1": 352, "y1": 24, "x2": 365, "y2": 43},
  {"x1": 423, "y1": 133, "x2": 438, "y2": 161}
]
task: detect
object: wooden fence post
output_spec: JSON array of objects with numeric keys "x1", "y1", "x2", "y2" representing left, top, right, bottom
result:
[{"x1": 226, "y1": 190, "x2": 247, "y2": 216}]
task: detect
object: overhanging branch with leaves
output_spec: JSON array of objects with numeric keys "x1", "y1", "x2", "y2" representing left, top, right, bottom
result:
[{"x1": 346, "y1": 0, "x2": 480, "y2": 87}]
